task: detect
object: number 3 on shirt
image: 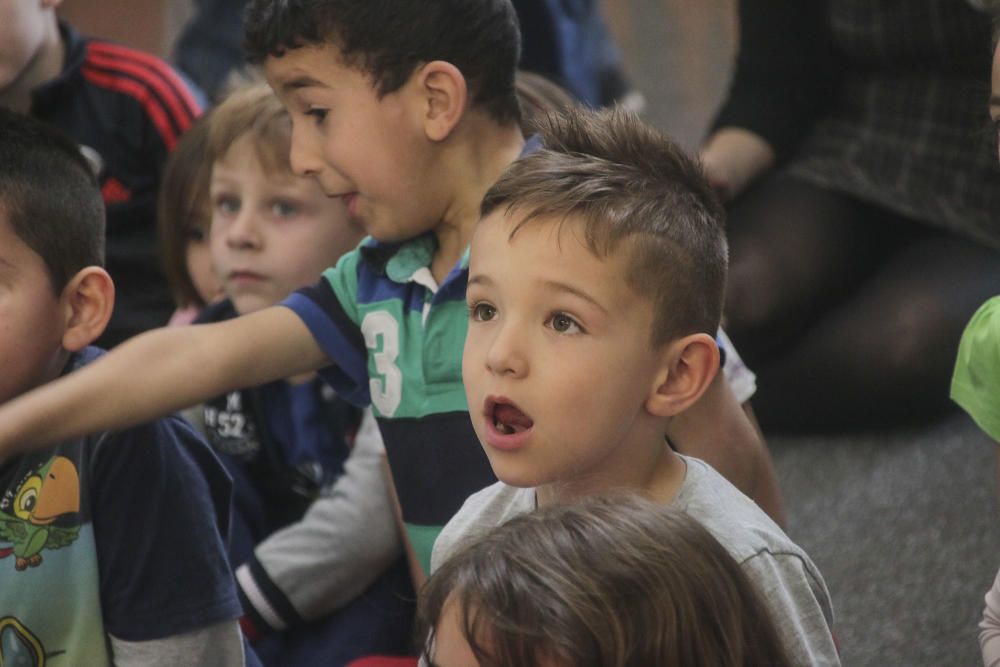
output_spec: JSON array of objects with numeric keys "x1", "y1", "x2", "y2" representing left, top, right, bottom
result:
[{"x1": 362, "y1": 311, "x2": 403, "y2": 416}]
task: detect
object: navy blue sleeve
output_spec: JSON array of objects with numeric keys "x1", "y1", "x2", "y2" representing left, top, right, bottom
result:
[
  {"x1": 90, "y1": 416, "x2": 242, "y2": 641},
  {"x1": 282, "y1": 280, "x2": 372, "y2": 408}
]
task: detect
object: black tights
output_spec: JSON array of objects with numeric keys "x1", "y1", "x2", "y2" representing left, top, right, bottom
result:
[{"x1": 724, "y1": 174, "x2": 1000, "y2": 433}]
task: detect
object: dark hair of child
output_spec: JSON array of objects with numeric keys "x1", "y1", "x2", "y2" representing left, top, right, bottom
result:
[
  {"x1": 0, "y1": 108, "x2": 105, "y2": 293},
  {"x1": 242, "y1": 0, "x2": 522, "y2": 125},
  {"x1": 418, "y1": 494, "x2": 793, "y2": 667},
  {"x1": 157, "y1": 115, "x2": 214, "y2": 309},
  {"x1": 481, "y1": 106, "x2": 727, "y2": 345}
]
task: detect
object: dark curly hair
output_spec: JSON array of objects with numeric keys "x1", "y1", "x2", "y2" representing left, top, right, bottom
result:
[{"x1": 244, "y1": 0, "x2": 522, "y2": 125}]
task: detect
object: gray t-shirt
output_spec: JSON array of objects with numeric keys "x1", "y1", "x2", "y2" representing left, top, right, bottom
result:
[{"x1": 432, "y1": 455, "x2": 840, "y2": 667}]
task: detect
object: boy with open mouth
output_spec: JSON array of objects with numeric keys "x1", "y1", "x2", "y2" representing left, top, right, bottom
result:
[{"x1": 432, "y1": 107, "x2": 839, "y2": 667}]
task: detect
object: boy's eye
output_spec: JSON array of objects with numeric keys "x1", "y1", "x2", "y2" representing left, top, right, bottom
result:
[
  {"x1": 470, "y1": 302, "x2": 497, "y2": 322},
  {"x1": 548, "y1": 312, "x2": 582, "y2": 335},
  {"x1": 271, "y1": 200, "x2": 298, "y2": 218},
  {"x1": 306, "y1": 107, "x2": 328, "y2": 124}
]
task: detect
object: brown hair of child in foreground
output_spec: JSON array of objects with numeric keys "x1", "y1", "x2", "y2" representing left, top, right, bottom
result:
[{"x1": 418, "y1": 494, "x2": 793, "y2": 667}]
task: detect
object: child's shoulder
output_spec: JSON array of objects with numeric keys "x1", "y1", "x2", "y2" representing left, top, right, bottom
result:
[
  {"x1": 963, "y1": 296, "x2": 1000, "y2": 339},
  {"x1": 673, "y1": 455, "x2": 800, "y2": 563},
  {"x1": 74, "y1": 28, "x2": 204, "y2": 116},
  {"x1": 431, "y1": 481, "x2": 531, "y2": 572},
  {"x1": 50, "y1": 22, "x2": 203, "y2": 152},
  {"x1": 952, "y1": 295, "x2": 1000, "y2": 441}
]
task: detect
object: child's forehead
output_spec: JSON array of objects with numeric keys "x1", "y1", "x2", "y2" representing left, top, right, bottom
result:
[
  {"x1": 0, "y1": 210, "x2": 26, "y2": 254},
  {"x1": 0, "y1": 214, "x2": 51, "y2": 283},
  {"x1": 213, "y1": 134, "x2": 294, "y2": 181},
  {"x1": 477, "y1": 207, "x2": 613, "y2": 260},
  {"x1": 264, "y1": 44, "x2": 375, "y2": 95}
]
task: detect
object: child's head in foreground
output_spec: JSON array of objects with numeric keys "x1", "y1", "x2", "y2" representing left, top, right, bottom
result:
[
  {"x1": 204, "y1": 81, "x2": 365, "y2": 315},
  {"x1": 0, "y1": 108, "x2": 110, "y2": 405},
  {"x1": 418, "y1": 494, "x2": 791, "y2": 667},
  {"x1": 463, "y1": 106, "x2": 727, "y2": 490},
  {"x1": 242, "y1": 0, "x2": 522, "y2": 242}
]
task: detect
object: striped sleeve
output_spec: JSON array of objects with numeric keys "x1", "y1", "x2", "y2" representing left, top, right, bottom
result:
[
  {"x1": 280, "y1": 249, "x2": 371, "y2": 407},
  {"x1": 81, "y1": 40, "x2": 202, "y2": 150}
]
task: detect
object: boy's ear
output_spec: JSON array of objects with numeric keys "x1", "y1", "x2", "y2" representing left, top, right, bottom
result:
[
  {"x1": 645, "y1": 333, "x2": 720, "y2": 418},
  {"x1": 415, "y1": 60, "x2": 468, "y2": 142},
  {"x1": 59, "y1": 267, "x2": 115, "y2": 352}
]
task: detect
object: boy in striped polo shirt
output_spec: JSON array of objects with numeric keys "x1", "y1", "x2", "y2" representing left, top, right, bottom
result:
[{"x1": 0, "y1": 0, "x2": 780, "y2": 584}]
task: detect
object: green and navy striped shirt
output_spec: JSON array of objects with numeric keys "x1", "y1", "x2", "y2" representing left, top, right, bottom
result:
[{"x1": 283, "y1": 233, "x2": 494, "y2": 574}]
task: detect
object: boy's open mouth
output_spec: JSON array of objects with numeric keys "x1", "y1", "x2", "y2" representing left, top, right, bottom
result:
[{"x1": 487, "y1": 397, "x2": 533, "y2": 435}]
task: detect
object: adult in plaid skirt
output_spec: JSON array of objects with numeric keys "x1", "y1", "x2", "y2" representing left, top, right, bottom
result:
[{"x1": 701, "y1": 0, "x2": 1000, "y2": 432}]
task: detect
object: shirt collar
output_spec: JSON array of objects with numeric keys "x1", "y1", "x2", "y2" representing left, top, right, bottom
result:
[
  {"x1": 359, "y1": 233, "x2": 437, "y2": 282},
  {"x1": 31, "y1": 21, "x2": 87, "y2": 112}
]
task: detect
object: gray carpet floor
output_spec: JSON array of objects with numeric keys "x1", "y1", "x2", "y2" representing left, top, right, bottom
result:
[
  {"x1": 610, "y1": 2, "x2": 1000, "y2": 664},
  {"x1": 773, "y1": 416, "x2": 997, "y2": 665}
]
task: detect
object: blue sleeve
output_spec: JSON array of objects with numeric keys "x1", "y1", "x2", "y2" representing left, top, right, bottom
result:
[
  {"x1": 91, "y1": 416, "x2": 242, "y2": 641},
  {"x1": 280, "y1": 251, "x2": 372, "y2": 407}
]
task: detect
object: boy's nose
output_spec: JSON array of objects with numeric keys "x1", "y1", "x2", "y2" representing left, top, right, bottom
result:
[
  {"x1": 224, "y1": 209, "x2": 262, "y2": 250},
  {"x1": 289, "y1": 119, "x2": 324, "y2": 178},
  {"x1": 484, "y1": 323, "x2": 528, "y2": 378}
]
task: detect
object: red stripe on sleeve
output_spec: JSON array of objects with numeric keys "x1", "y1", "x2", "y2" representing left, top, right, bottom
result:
[
  {"x1": 81, "y1": 65, "x2": 179, "y2": 150},
  {"x1": 87, "y1": 49, "x2": 192, "y2": 136},
  {"x1": 86, "y1": 41, "x2": 201, "y2": 123}
]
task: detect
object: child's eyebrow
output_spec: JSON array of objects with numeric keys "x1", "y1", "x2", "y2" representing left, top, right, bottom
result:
[
  {"x1": 467, "y1": 274, "x2": 493, "y2": 288},
  {"x1": 468, "y1": 274, "x2": 609, "y2": 314},
  {"x1": 281, "y1": 75, "x2": 326, "y2": 93},
  {"x1": 542, "y1": 280, "x2": 609, "y2": 315}
]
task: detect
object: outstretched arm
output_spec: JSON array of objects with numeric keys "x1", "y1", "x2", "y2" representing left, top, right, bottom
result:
[{"x1": 0, "y1": 306, "x2": 328, "y2": 460}]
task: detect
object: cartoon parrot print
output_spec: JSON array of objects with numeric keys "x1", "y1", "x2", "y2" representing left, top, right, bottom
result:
[{"x1": 0, "y1": 457, "x2": 81, "y2": 571}]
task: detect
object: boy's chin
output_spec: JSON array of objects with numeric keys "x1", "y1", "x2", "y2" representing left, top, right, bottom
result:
[
  {"x1": 230, "y1": 294, "x2": 278, "y2": 316},
  {"x1": 483, "y1": 455, "x2": 551, "y2": 490}
]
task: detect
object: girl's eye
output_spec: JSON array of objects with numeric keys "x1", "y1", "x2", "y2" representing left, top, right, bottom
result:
[
  {"x1": 272, "y1": 200, "x2": 298, "y2": 218},
  {"x1": 215, "y1": 196, "x2": 239, "y2": 216},
  {"x1": 470, "y1": 302, "x2": 497, "y2": 322},
  {"x1": 549, "y1": 312, "x2": 582, "y2": 335},
  {"x1": 992, "y1": 117, "x2": 1000, "y2": 163},
  {"x1": 185, "y1": 226, "x2": 207, "y2": 243}
]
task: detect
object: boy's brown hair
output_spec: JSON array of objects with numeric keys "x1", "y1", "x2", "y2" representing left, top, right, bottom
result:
[
  {"x1": 207, "y1": 81, "x2": 294, "y2": 177},
  {"x1": 418, "y1": 495, "x2": 791, "y2": 667},
  {"x1": 481, "y1": 107, "x2": 727, "y2": 345}
]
